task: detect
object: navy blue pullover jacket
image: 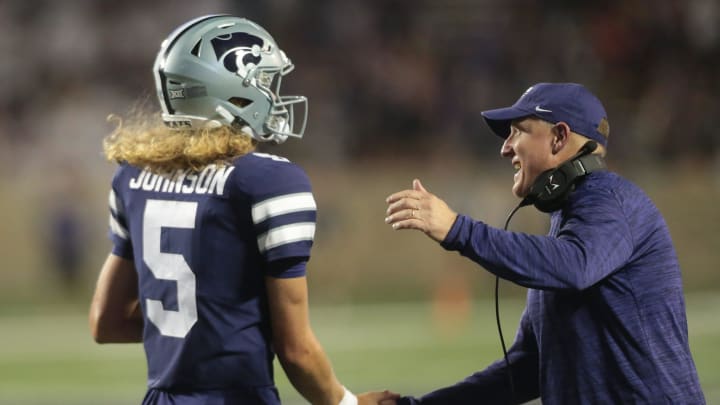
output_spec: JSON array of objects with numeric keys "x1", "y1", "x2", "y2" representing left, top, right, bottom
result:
[{"x1": 400, "y1": 171, "x2": 705, "y2": 404}]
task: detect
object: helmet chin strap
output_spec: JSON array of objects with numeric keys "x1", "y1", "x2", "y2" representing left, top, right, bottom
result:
[
  {"x1": 250, "y1": 124, "x2": 288, "y2": 144},
  {"x1": 213, "y1": 105, "x2": 289, "y2": 144},
  {"x1": 239, "y1": 125, "x2": 256, "y2": 139},
  {"x1": 237, "y1": 120, "x2": 288, "y2": 144},
  {"x1": 271, "y1": 124, "x2": 289, "y2": 144},
  {"x1": 215, "y1": 105, "x2": 236, "y2": 124}
]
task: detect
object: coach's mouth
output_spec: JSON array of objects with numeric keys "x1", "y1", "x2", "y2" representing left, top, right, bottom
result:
[
  {"x1": 512, "y1": 160, "x2": 521, "y2": 179},
  {"x1": 511, "y1": 159, "x2": 524, "y2": 196}
]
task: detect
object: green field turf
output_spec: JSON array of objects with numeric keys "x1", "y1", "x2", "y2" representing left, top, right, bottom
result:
[{"x1": 1, "y1": 295, "x2": 718, "y2": 404}]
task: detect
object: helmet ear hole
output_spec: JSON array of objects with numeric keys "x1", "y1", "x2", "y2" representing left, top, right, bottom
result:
[
  {"x1": 190, "y1": 40, "x2": 202, "y2": 57},
  {"x1": 229, "y1": 97, "x2": 253, "y2": 108}
]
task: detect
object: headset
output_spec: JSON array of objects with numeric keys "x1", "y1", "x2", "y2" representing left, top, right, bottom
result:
[
  {"x1": 496, "y1": 140, "x2": 607, "y2": 402},
  {"x1": 520, "y1": 141, "x2": 607, "y2": 212}
]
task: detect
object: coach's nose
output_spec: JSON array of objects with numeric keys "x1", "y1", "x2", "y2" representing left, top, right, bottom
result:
[{"x1": 501, "y1": 136, "x2": 514, "y2": 158}]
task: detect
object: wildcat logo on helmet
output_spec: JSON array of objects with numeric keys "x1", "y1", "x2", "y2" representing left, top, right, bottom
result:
[{"x1": 211, "y1": 32, "x2": 269, "y2": 77}]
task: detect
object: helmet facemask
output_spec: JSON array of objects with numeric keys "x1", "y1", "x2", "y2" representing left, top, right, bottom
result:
[{"x1": 232, "y1": 52, "x2": 307, "y2": 143}]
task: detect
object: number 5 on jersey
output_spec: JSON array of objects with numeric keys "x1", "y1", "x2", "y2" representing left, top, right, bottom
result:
[{"x1": 143, "y1": 199, "x2": 198, "y2": 338}]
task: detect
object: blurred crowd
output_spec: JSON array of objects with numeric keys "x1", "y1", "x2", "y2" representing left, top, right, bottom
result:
[
  {"x1": 0, "y1": 0, "x2": 718, "y2": 303},
  {"x1": 0, "y1": 0, "x2": 718, "y2": 167}
]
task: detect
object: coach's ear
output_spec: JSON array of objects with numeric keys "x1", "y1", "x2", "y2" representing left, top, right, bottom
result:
[{"x1": 551, "y1": 122, "x2": 571, "y2": 154}]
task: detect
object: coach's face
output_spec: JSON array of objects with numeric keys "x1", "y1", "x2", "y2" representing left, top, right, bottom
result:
[{"x1": 501, "y1": 117, "x2": 557, "y2": 198}]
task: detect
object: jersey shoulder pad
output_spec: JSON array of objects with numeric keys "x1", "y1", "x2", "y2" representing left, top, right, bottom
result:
[
  {"x1": 233, "y1": 152, "x2": 312, "y2": 200},
  {"x1": 111, "y1": 162, "x2": 142, "y2": 191}
]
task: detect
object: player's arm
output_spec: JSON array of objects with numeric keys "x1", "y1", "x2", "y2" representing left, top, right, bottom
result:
[
  {"x1": 266, "y1": 266, "x2": 398, "y2": 405},
  {"x1": 266, "y1": 268, "x2": 347, "y2": 405},
  {"x1": 257, "y1": 163, "x2": 398, "y2": 404},
  {"x1": 89, "y1": 253, "x2": 143, "y2": 343}
]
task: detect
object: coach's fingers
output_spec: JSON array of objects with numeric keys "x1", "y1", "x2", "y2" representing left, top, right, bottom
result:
[
  {"x1": 389, "y1": 219, "x2": 424, "y2": 232},
  {"x1": 387, "y1": 215, "x2": 426, "y2": 232},
  {"x1": 385, "y1": 189, "x2": 413, "y2": 204},
  {"x1": 386, "y1": 197, "x2": 418, "y2": 216},
  {"x1": 385, "y1": 188, "x2": 422, "y2": 204},
  {"x1": 412, "y1": 178, "x2": 428, "y2": 193},
  {"x1": 385, "y1": 206, "x2": 418, "y2": 225},
  {"x1": 385, "y1": 199, "x2": 405, "y2": 216}
]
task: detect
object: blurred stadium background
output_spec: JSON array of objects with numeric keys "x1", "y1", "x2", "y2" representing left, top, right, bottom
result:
[{"x1": 0, "y1": 0, "x2": 718, "y2": 403}]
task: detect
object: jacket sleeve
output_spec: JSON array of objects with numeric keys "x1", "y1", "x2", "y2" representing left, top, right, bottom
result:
[
  {"x1": 398, "y1": 307, "x2": 539, "y2": 405},
  {"x1": 440, "y1": 188, "x2": 633, "y2": 291}
]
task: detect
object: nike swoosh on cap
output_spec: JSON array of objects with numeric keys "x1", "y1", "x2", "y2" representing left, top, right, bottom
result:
[{"x1": 535, "y1": 106, "x2": 552, "y2": 113}]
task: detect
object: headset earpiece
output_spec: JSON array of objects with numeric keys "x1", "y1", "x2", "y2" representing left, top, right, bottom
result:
[
  {"x1": 521, "y1": 141, "x2": 607, "y2": 213},
  {"x1": 528, "y1": 167, "x2": 575, "y2": 212}
]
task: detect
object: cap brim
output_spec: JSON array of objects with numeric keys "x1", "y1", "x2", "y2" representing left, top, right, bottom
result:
[{"x1": 481, "y1": 106, "x2": 532, "y2": 139}]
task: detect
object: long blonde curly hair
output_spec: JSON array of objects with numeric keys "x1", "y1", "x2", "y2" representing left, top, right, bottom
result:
[{"x1": 103, "y1": 107, "x2": 256, "y2": 173}]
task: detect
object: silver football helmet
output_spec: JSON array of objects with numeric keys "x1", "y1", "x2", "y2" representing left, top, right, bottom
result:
[{"x1": 153, "y1": 15, "x2": 308, "y2": 143}]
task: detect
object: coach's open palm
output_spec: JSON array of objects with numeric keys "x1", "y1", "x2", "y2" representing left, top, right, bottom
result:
[{"x1": 385, "y1": 179, "x2": 458, "y2": 242}]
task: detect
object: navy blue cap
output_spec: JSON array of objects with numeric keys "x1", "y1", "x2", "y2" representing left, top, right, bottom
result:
[{"x1": 481, "y1": 83, "x2": 609, "y2": 147}]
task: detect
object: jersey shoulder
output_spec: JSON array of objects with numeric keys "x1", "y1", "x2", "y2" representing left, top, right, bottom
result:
[
  {"x1": 231, "y1": 152, "x2": 317, "y2": 263},
  {"x1": 110, "y1": 162, "x2": 142, "y2": 191},
  {"x1": 230, "y1": 152, "x2": 312, "y2": 201}
]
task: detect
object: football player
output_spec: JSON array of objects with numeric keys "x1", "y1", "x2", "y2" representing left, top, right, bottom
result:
[{"x1": 89, "y1": 15, "x2": 398, "y2": 405}]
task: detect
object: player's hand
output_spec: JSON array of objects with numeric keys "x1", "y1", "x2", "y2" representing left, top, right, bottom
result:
[
  {"x1": 357, "y1": 389, "x2": 401, "y2": 405},
  {"x1": 385, "y1": 179, "x2": 457, "y2": 243}
]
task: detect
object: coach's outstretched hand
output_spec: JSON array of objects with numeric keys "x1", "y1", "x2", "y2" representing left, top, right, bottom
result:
[
  {"x1": 385, "y1": 179, "x2": 458, "y2": 243},
  {"x1": 358, "y1": 389, "x2": 401, "y2": 404}
]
